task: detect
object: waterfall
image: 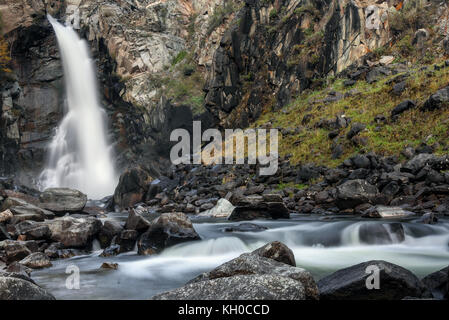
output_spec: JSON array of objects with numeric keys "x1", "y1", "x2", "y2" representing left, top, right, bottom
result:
[{"x1": 39, "y1": 16, "x2": 118, "y2": 199}]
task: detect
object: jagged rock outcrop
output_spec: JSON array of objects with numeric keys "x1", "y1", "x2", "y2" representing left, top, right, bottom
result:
[{"x1": 204, "y1": 0, "x2": 392, "y2": 128}]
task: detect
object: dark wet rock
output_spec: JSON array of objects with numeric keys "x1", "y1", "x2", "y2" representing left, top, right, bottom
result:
[
  {"x1": 38, "y1": 188, "x2": 87, "y2": 214},
  {"x1": 366, "y1": 66, "x2": 391, "y2": 84},
  {"x1": 153, "y1": 274, "x2": 308, "y2": 300},
  {"x1": 19, "y1": 252, "x2": 52, "y2": 269},
  {"x1": 336, "y1": 179, "x2": 379, "y2": 209},
  {"x1": 5, "y1": 262, "x2": 32, "y2": 276},
  {"x1": 419, "y1": 212, "x2": 438, "y2": 224},
  {"x1": 0, "y1": 241, "x2": 32, "y2": 263},
  {"x1": 401, "y1": 153, "x2": 435, "y2": 174},
  {"x1": 392, "y1": 81, "x2": 406, "y2": 96},
  {"x1": 421, "y1": 86, "x2": 449, "y2": 111},
  {"x1": 346, "y1": 123, "x2": 365, "y2": 140},
  {"x1": 100, "y1": 243, "x2": 121, "y2": 257},
  {"x1": 252, "y1": 241, "x2": 296, "y2": 267},
  {"x1": 0, "y1": 224, "x2": 10, "y2": 240},
  {"x1": 352, "y1": 155, "x2": 371, "y2": 169},
  {"x1": 137, "y1": 212, "x2": 200, "y2": 255},
  {"x1": 0, "y1": 274, "x2": 56, "y2": 300},
  {"x1": 359, "y1": 223, "x2": 405, "y2": 245},
  {"x1": 318, "y1": 260, "x2": 429, "y2": 300},
  {"x1": 224, "y1": 223, "x2": 267, "y2": 233},
  {"x1": 4, "y1": 198, "x2": 55, "y2": 224},
  {"x1": 98, "y1": 220, "x2": 123, "y2": 248},
  {"x1": 421, "y1": 266, "x2": 448, "y2": 300},
  {"x1": 15, "y1": 221, "x2": 50, "y2": 240},
  {"x1": 43, "y1": 242, "x2": 64, "y2": 259},
  {"x1": 101, "y1": 262, "x2": 119, "y2": 270},
  {"x1": 116, "y1": 230, "x2": 138, "y2": 253},
  {"x1": 228, "y1": 195, "x2": 289, "y2": 221},
  {"x1": 125, "y1": 207, "x2": 159, "y2": 231},
  {"x1": 45, "y1": 216, "x2": 102, "y2": 248},
  {"x1": 113, "y1": 166, "x2": 154, "y2": 209},
  {"x1": 297, "y1": 165, "x2": 321, "y2": 182},
  {"x1": 391, "y1": 100, "x2": 415, "y2": 118}
]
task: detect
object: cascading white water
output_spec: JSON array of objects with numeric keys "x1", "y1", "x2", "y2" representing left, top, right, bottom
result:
[{"x1": 39, "y1": 16, "x2": 118, "y2": 199}]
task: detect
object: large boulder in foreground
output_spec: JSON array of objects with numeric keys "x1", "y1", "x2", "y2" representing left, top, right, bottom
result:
[
  {"x1": 0, "y1": 273, "x2": 55, "y2": 300},
  {"x1": 228, "y1": 195, "x2": 289, "y2": 221},
  {"x1": 318, "y1": 260, "x2": 429, "y2": 300},
  {"x1": 39, "y1": 188, "x2": 87, "y2": 214},
  {"x1": 137, "y1": 212, "x2": 200, "y2": 255},
  {"x1": 153, "y1": 274, "x2": 307, "y2": 300},
  {"x1": 336, "y1": 179, "x2": 379, "y2": 209},
  {"x1": 421, "y1": 266, "x2": 448, "y2": 300},
  {"x1": 153, "y1": 241, "x2": 318, "y2": 300},
  {"x1": 113, "y1": 166, "x2": 154, "y2": 209},
  {"x1": 44, "y1": 216, "x2": 102, "y2": 248}
]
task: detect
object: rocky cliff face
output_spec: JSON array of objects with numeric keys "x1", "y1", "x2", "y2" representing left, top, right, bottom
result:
[
  {"x1": 0, "y1": 0, "x2": 396, "y2": 182},
  {"x1": 204, "y1": 0, "x2": 393, "y2": 128}
]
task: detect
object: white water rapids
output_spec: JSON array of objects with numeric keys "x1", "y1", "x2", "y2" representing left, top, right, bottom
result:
[
  {"x1": 32, "y1": 215, "x2": 449, "y2": 300},
  {"x1": 39, "y1": 16, "x2": 117, "y2": 199}
]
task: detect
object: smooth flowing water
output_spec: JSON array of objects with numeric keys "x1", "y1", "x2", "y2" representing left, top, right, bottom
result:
[
  {"x1": 39, "y1": 16, "x2": 117, "y2": 199},
  {"x1": 32, "y1": 215, "x2": 449, "y2": 300}
]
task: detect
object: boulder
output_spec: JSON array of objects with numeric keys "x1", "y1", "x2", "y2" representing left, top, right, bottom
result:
[
  {"x1": 98, "y1": 220, "x2": 123, "y2": 248},
  {"x1": 0, "y1": 241, "x2": 32, "y2": 263},
  {"x1": 421, "y1": 266, "x2": 448, "y2": 300},
  {"x1": 391, "y1": 100, "x2": 415, "y2": 118},
  {"x1": 421, "y1": 86, "x2": 449, "y2": 111},
  {"x1": 0, "y1": 209, "x2": 13, "y2": 223},
  {"x1": 15, "y1": 222, "x2": 50, "y2": 240},
  {"x1": 5, "y1": 262, "x2": 32, "y2": 276},
  {"x1": 116, "y1": 230, "x2": 138, "y2": 253},
  {"x1": 362, "y1": 205, "x2": 415, "y2": 218},
  {"x1": 224, "y1": 223, "x2": 268, "y2": 233},
  {"x1": 401, "y1": 153, "x2": 435, "y2": 174},
  {"x1": 358, "y1": 223, "x2": 405, "y2": 244},
  {"x1": 137, "y1": 212, "x2": 200, "y2": 255},
  {"x1": 152, "y1": 274, "x2": 308, "y2": 300},
  {"x1": 125, "y1": 209, "x2": 153, "y2": 232},
  {"x1": 318, "y1": 260, "x2": 429, "y2": 300},
  {"x1": 199, "y1": 198, "x2": 235, "y2": 218},
  {"x1": 336, "y1": 179, "x2": 379, "y2": 209},
  {"x1": 44, "y1": 216, "x2": 102, "y2": 248},
  {"x1": 113, "y1": 166, "x2": 154, "y2": 209},
  {"x1": 156, "y1": 242, "x2": 317, "y2": 300},
  {"x1": 0, "y1": 274, "x2": 55, "y2": 300},
  {"x1": 346, "y1": 123, "x2": 365, "y2": 140},
  {"x1": 252, "y1": 241, "x2": 296, "y2": 267},
  {"x1": 5, "y1": 199, "x2": 55, "y2": 224},
  {"x1": 39, "y1": 188, "x2": 87, "y2": 213},
  {"x1": 228, "y1": 195, "x2": 289, "y2": 221},
  {"x1": 19, "y1": 252, "x2": 52, "y2": 269}
]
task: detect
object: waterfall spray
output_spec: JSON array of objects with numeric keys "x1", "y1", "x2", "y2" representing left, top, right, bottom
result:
[{"x1": 40, "y1": 16, "x2": 118, "y2": 199}]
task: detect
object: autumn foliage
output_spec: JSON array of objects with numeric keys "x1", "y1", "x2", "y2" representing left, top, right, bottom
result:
[{"x1": 0, "y1": 36, "x2": 11, "y2": 74}]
